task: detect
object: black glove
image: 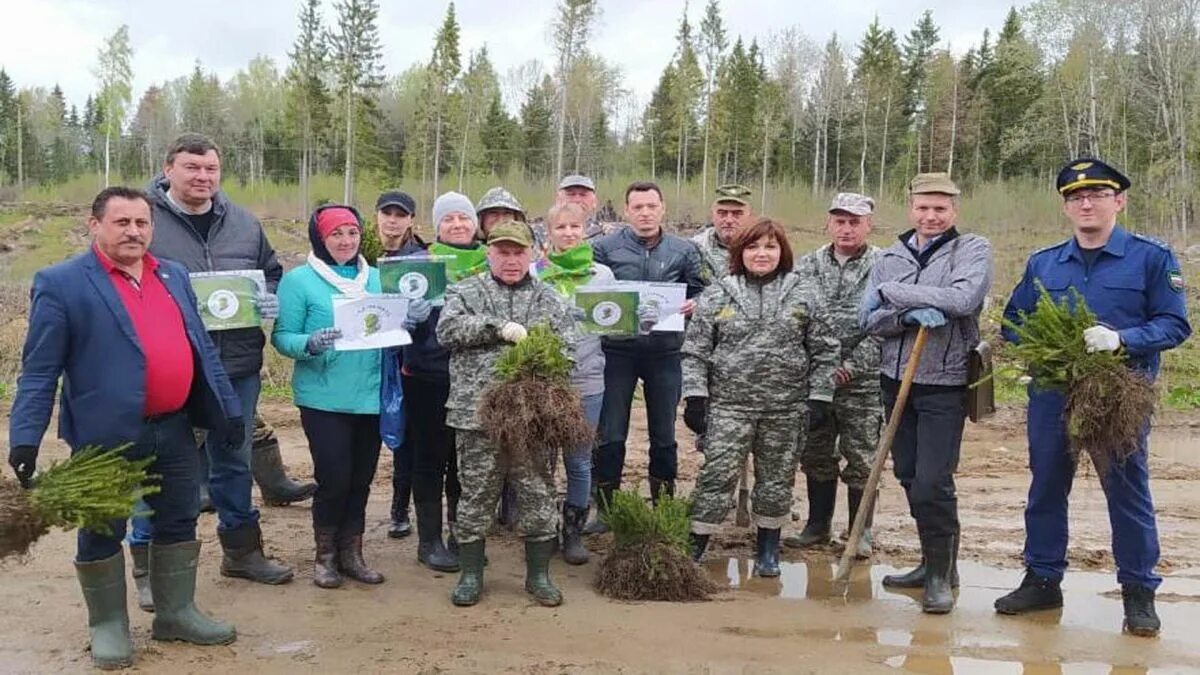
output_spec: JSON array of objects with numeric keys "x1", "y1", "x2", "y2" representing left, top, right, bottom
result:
[
  {"x1": 8, "y1": 445, "x2": 38, "y2": 488},
  {"x1": 223, "y1": 417, "x2": 246, "y2": 453},
  {"x1": 807, "y1": 401, "x2": 832, "y2": 432},
  {"x1": 683, "y1": 397, "x2": 708, "y2": 436}
]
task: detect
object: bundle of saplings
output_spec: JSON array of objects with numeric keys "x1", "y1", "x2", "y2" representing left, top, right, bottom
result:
[
  {"x1": 478, "y1": 324, "x2": 594, "y2": 466},
  {"x1": 595, "y1": 489, "x2": 717, "y2": 601},
  {"x1": 1004, "y1": 283, "x2": 1157, "y2": 474},
  {"x1": 1, "y1": 446, "x2": 158, "y2": 559}
]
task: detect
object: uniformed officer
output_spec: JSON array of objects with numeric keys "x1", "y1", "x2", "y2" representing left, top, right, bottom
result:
[
  {"x1": 994, "y1": 159, "x2": 1191, "y2": 637},
  {"x1": 691, "y1": 184, "x2": 755, "y2": 283}
]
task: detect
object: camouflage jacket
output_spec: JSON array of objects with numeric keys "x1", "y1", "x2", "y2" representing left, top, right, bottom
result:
[
  {"x1": 795, "y1": 243, "x2": 882, "y2": 385},
  {"x1": 691, "y1": 226, "x2": 730, "y2": 284},
  {"x1": 436, "y1": 274, "x2": 578, "y2": 430},
  {"x1": 682, "y1": 272, "x2": 840, "y2": 412}
]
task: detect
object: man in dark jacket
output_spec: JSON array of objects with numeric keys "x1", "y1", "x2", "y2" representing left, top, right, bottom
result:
[
  {"x1": 591, "y1": 181, "x2": 705, "y2": 517},
  {"x1": 130, "y1": 133, "x2": 295, "y2": 587},
  {"x1": 8, "y1": 187, "x2": 240, "y2": 668}
]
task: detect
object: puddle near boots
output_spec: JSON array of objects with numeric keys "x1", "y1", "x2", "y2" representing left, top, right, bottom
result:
[{"x1": 704, "y1": 557, "x2": 1200, "y2": 672}]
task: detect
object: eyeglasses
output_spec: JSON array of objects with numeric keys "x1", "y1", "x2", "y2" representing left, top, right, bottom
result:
[{"x1": 1064, "y1": 191, "x2": 1117, "y2": 205}]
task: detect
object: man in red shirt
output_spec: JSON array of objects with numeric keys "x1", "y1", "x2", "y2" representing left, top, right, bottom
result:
[{"x1": 8, "y1": 187, "x2": 244, "y2": 669}]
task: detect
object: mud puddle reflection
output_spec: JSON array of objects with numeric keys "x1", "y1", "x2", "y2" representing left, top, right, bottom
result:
[{"x1": 704, "y1": 557, "x2": 1200, "y2": 672}]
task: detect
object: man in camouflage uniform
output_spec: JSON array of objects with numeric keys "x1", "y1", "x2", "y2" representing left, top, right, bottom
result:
[
  {"x1": 786, "y1": 193, "x2": 883, "y2": 558},
  {"x1": 682, "y1": 219, "x2": 839, "y2": 576},
  {"x1": 436, "y1": 221, "x2": 579, "y2": 608},
  {"x1": 691, "y1": 184, "x2": 755, "y2": 283}
]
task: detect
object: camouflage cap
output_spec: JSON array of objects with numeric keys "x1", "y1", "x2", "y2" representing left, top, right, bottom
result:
[
  {"x1": 828, "y1": 192, "x2": 875, "y2": 216},
  {"x1": 486, "y1": 220, "x2": 533, "y2": 248},
  {"x1": 557, "y1": 174, "x2": 596, "y2": 191},
  {"x1": 908, "y1": 172, "x2": 960, "y2": 196},
  {"x1": 476, "y1": 186, "x2": 526, "y2": 217},
  {"x1": 713, "y1": 183, "x2": 752, "y2": 206}
]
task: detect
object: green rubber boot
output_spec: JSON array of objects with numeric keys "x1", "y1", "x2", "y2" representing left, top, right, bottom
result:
[
  {"x1": 128, "y1": 543, "x2": 154, "y2": 612},
  {"x1": 524, "y1": 538, "x2": 563, "y2": 607},
  {"x1": 451, "y1": 539, "x2": 486, "y2": 607},
  {"x1": 75, "y1": 553, "x2": 134, "y2": 670},
  {"x1": 149, "y1": 541, "x2": 237, "y2": 645}
]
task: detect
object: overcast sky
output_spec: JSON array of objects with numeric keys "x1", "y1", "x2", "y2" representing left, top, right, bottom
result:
[{"x1": 0, "y1": 0, "x2": 1021, "y2": 112}]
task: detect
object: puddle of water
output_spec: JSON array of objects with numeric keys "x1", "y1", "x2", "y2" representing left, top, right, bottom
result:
[
  {"x1": 1150, "y1": 431, "x2": 1200, "y2": 468},
  {"x1": 884, "y1": 655, "x2": 1162, "y2": 674},
  {"x1": 703, "y1": 557, "x2": 1200, "y2": 644}
]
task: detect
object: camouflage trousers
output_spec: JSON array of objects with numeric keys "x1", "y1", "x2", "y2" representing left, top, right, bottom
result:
[
  {"x1": 799, "y1": 384, "x2": 882, "y2": 489},
  {"x1": 455, "y1": 429, "x2": 556, "y2": 543},
  {"x1": 690, "y1": 407, "x2": 804, "y2": 534}
]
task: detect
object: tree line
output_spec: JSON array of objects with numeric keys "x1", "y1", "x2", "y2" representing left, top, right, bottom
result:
[{"x1": 0, "y1": 0, "x2": 1197, "y2": 237}]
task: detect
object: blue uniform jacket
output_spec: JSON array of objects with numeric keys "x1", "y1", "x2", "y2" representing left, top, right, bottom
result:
[
  {"x1": 8, "y1": 249, "x2": 242, "y2": 451},
  {"x1": 1002, "y1": 226, "x2": 1191, "y2": 378}
]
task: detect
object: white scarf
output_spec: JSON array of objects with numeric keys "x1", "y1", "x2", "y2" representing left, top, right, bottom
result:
[{"x1": 307, "y1": 251, "x2": 370, "y2": 296}]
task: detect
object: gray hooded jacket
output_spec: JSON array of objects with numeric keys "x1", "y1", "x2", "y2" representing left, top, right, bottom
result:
[
  {"x1": 147, "y1": 176, "x2": 283, "y2": 379},
  {"x1": 862, "y1": 228, "x2": 992, "y2": 387}
]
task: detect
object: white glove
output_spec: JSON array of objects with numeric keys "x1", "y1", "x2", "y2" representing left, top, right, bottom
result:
[
  {"x1": 500, "y1": 322, "x2": 527, "y2": 343},
  {"x1": 1083, "y1": 325, "x2": 1121, "y2": 353}
]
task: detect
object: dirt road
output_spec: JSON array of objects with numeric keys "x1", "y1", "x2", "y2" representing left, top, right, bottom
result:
[{"x1": 2, "y1": 402, "x2": 1199, "y2": 674}]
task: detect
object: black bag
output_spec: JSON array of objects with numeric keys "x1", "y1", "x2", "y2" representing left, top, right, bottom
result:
[{"x1": 967, "y1": 340, "x2": 996, "y2": 422}]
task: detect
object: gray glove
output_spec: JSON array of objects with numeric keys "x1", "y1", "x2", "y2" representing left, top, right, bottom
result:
[
  {"x1": 255, "y1": 292, "x2": 280, "y2": 320},
  {"x1": 402, "y1": 299, "x2": 433, "y2": 332},
  {"x1": 306, "y1": 327, "x2": 343, "y2": 355},
  {"x1": 636, "y1": 302, "x2": 660, "y2": 335}
]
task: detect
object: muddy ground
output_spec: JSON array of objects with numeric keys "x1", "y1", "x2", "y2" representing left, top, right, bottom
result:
[{"x1": 2, "y1": 402, "x2": 1199, "y2": 674}]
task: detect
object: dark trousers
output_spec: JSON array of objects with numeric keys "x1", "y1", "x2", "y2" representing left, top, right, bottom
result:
[
  {"x1": 298, "y1": 406, "x2": 381, "y2": 534},
  {"x1": 403, "y1": 374, "x2": 461, "y2": 520},
  {"x1": 1024, "y1": 389, "x2": 1161, "y2": 589},
  {"x1": 881, "y1": 376, "x2": 967, "y2": 539},
  {"x1": 391, "y1": 441, "x2": 413, "y2": 516},
  {"x1": 595, "y1": 349, "x2": 682, "y2": 486},
  {"x1": 78, "y1": 412, "x2": 198, "y2": 562}
]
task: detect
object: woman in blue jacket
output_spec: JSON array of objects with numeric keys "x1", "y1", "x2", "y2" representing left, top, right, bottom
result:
[{"x1": 272, "y1": 205, "x2": 385, "y2": 589}]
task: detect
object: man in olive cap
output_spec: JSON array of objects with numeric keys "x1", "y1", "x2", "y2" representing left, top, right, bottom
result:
[
  {"x1": 860, "y1": 173, "x2": 993, "y2": 615},
  {"x1": 437, "y1": 221, "x2": 579, "y2": 608},
  {"x1": 692, "y1": 184, "x2": 755, "y2": 283}
]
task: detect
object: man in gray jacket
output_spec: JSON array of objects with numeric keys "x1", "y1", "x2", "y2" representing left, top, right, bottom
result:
[
  {"x1": 129, "y1": 133, "x2": 295, "y2": 589},
  {"x1": 861, "y1": 173, "x2": 993, "y2": 615},
  {"x1": 592, "y1": 182, "x2": 705, "y2": 515}
]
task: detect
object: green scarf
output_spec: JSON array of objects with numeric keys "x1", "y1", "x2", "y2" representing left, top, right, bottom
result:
[
  {"x1": 429, "y1": 241, "x2": 488, "y2": 283},
  {"x1": 539, "y1": 243, "x2": 596, "y2": 299}
]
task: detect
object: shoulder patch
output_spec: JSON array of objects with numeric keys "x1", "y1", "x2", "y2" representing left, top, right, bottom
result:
[
  {"x1": 1168, "y1": 268, "x2": 1185, "y2": 293},
  {"x1": 1133, "y1": 233, "x2": 1171, "y2": 250},
  {"x1": 1032, "y1": 238, "x2": 1071, "y2": 256}
]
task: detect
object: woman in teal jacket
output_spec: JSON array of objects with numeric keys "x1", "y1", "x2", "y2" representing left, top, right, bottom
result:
[{"x1": 272, "y1": 204, "x2": 384, "y2": 590}]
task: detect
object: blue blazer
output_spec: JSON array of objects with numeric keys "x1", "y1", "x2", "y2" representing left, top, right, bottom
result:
[{"x1": 8, "y1": 249, "x2": 242, "y2": 451}]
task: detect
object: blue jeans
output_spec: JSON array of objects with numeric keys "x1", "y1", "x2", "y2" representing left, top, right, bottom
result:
[
  {"x1": 130, "y1": 373, "x2": 261, "y2": 544},
  {"x1": 594, "y1": 350, "x2": 682, "y2": 486},
  {"x1": 78, "y1": 412, "x2": 199, "y2": 562},
  {"x1": 564, "y1": 393, "x2": 602, "y2": 508}
]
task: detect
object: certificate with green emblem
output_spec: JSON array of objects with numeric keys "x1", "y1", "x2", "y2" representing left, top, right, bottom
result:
[
  {"x1": 332, "y1": 294, "x2": 412, "y2": 350},
  {"x1": 189, "y1": 270, "x2": 267, "y2": 331},
  {"x1": 378, "y1": 256, "x2": 452, "y2": 305},
  {"x1": 574, "y1": 288, "x2": 640, "y2": 335}
]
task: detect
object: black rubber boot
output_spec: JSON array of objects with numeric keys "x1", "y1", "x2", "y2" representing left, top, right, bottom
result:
[
  {"x1": 250, "y1": 421, "x2": 317, "y2": 506},
  {"x1": 921, "y1": 534, "x2": 956, "y2": 614},
  {"x1": 75, "y1": 553, "x2": 134, "y2": 670},
  {"x1": 416, "y1": 501, "x2": 459, "y2": 572},
  {"x1": 884, "y1": 537, "x2": 959, "y2": 588},
  {"x1": 313, "y1": 527, "x2": 343, "y2": 589},
  {"x1": 648, "y1": 476, "x2": 675, "y2": 506},
  {"x1": 388, "y1": 489, "x2": 412, "y2": 539},
  {"x1": 217, "y1": 523, "x2": 294, "y2": 585},
  {"x1": 754, "y1": 528, "x2": 782, "y2": 577},
  {"x1": 690, "y1": 532, "x2": 710, "y2": 562},
  {"x1": 561, "y1": 503, "x2": 590, "y2": 565},
  {"x1": 584, "y1": 483, "x2": 615, "y2": 535},
  {"x1": 451, "y1": 539, "x2": 486, "y2": 606},
  {"x1": 784, "y1": 477, "x2": 836, "y2": 548},
  {"x1": 994, "y1": 569, "x2": 1063, "y2": 614},
  {"x1": 1122, "y1": 584, "x2": 1161, "y2": 637},
  {"x1": 846, "y1": 487, "x2": 874, "y2": 559},
  {"x1": 524, "y1": 538, "x2": 563, "y2": 606},
  {"x1": 129, "y1": 543, "x2": 153, "y2": 612}
]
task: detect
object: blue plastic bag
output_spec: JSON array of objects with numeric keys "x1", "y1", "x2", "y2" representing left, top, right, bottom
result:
[{"x1": 380, "y1": 347, "x2": 406, "y2": 450}]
